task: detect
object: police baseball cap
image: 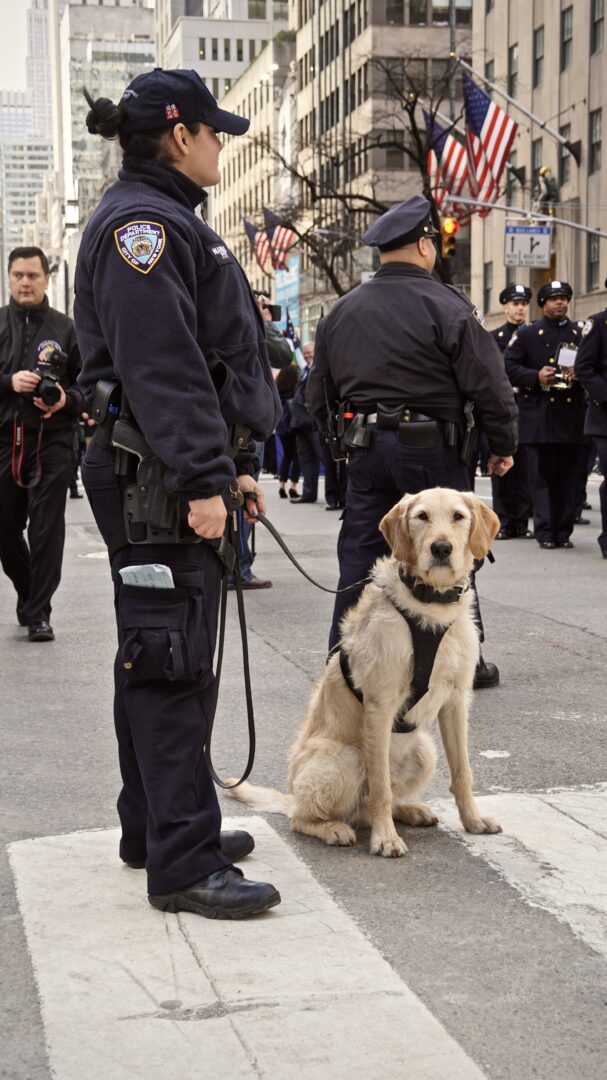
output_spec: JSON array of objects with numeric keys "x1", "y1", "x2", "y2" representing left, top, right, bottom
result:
[
  {"x1": 537, "y1": 280, "x2": 573, "y2": 306},
  {"x1": 119, "y1": 68, "x2": 250, "y2": 136},
  {"x1": 499, "y1": 283, "x2": 532, "y2": 305},
  {"x1": 362, "y1": 196, "x2": 436, "y2": 251}
]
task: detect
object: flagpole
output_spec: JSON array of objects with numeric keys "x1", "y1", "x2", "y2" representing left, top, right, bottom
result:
[
  {"x1": 451, "y1": 55, "x2": 582, "y2": 164},
  {"x1": 442, "y1": 194, "x2": 607, "y2": 239}
]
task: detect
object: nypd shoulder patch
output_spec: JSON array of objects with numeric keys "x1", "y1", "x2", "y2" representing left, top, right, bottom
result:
[
  {"x1": 581, "y1": 318, "x2": 595, "y2": 337},
  {"x1": 114, "y1": 220, "x2": 166, "y2": 274},
  {"x1": 471, "y1": 306, "x2": 488, "y2": 330}
]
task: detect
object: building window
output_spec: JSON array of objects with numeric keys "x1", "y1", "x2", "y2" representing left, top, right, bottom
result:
[
  {"x1": 249, "y1": 39, "x2": 256, "y2": 60},
  {"x1": 532, "y1": 137, "x2": 543, "y2": 176},
  {"x1": 198, "y1": 38, "x2": 205, "y2": 60},
  {"x1": 485, "y1": 59, "x2": 494, "y2": 81},
  {"x1": 533, "y1": 26, "x2": 544, "y2": 87},
  {"x1": 212, "y1": 78, "x2": 219, "y2": 98},
  {"x1": 561, "y1": 6, "x2": 573, "y2": 71},
  {"x1": 486, "y1": 0, "x2": 494, "y2": 10},
  {"x1": 236, "y1": 38, "x2": 243, "y2": 61},
  {"x1": 386, "y1": 0, "x2": 404, "y2": 26},
  {"x1": 508, "y1": 43, "x2": 518, "y2": 97},
  {"x1": 224, "y1": 77, "x2": 231, "y2": 92},
  {"x1": 385, "y1": 132, "x2": 404, "y2": 169},
  {"x1": 590, "y1": 109, "x2": 602, "y2": 172},
  {"x1": 408, "y1": 0, "x2": 427, "y2": 24},
  {"x1": 211, "y1": 38, "x2": 218, "y2": 61},
  {"x1": 588, "y1": 235, "x2": 600, "y2": 291},
  {"x1": 591, "y1": 0, "x2": 604, "y2": 53},
  {"x1": 483, "y1": 261, "x2": 493, "y2": 313},
  {"x1": 224, "y1": 39, "x2": 230, "y2": 61},
  {"x1": 559, "y1": 125, "x2": 571, "y2": 185},
  {"x1": 431, "y1": 0, "x2": 471, "y2": 23},
  {"x1": 248, "y1": 0, "x2": 266, "y2": 16}
]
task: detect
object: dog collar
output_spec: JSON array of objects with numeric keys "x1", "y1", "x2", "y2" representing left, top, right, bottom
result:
[{"x1": 399, "y1": 567, "x2": 469, "y2": 604}]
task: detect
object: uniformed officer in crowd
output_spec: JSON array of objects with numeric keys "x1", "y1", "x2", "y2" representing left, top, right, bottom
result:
[
  {"x1": 574, "y1": 279, "x2": 607, "y2": 560},
  {"x1": 504, "y1": 281, "x2": 586, "y2": 549},
  {"x1": 75, "y1": 69, "x2": 282, "y2": 920},
  {"x1": 490, "y1": 283, "x2": 534, "y2": 540},
  {"x1": 307, "y1": 196, "x2": 517, "y2": 689},
  {"x1": 0, "y1": 246, "x2": 83, "y2": 642}
]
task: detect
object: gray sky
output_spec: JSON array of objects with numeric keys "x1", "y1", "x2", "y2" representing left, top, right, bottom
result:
[{"x1": 0, "y1": 0, "x2": 28, "y2": 93}]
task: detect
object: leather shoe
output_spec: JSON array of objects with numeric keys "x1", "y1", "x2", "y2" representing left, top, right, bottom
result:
[
  {"x1": 574, "y1": 516, "x2": 590, "y2": 525},
  {"x1": 148, "y1": 867, "x2": 281, "y2": 919},
  {"x1": 602, "y1": 550, "x2": 607, "y2": 559},
  {"x1": 325, "y1": 502, "x2": 341, "y2": 511},
  {"x1": 515, "y1": 529, "x2": 534, "y2": 539},
  {"x1": 537, "y1": 540, "x2": 557, "y2": 549},
  {"x1": 28, "y1": 620, "x2": 55, "y2": 642},
  {"x1": 473, "y1": 657, "x2": 500, "y2": 690},
  {"x1": 558, "y1": 540, "x2": 574, "y2": 548},
  {"x1": 241, "y1": 575, "x2": 272, "y2": 589},
  {"x1": 122, "y1": 829, "x2": 255, "y2": 870},
  {"x1": 495, "y1": 528, "x2": 515, "y2": 540}
]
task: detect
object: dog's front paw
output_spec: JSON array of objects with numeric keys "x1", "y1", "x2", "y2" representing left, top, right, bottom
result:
[
  {"x1": 370, "y1": 830, "x2": 408, "y2": 858},
  {"x1": 324, "y1": 822, "x2": 357, "y2": 846},
  {"x1": 463, "y1": 815, "x2": 503, "y2": 835}
]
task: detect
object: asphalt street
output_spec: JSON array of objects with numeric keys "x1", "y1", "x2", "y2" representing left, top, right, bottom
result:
[{"x1": 1, "y1": 474, "x2": 606, "y2": 1080}]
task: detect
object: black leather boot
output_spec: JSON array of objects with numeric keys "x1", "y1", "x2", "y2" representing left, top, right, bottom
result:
[
  {"x1": 473, "y1": 656, "x2": 500, "y2": 689},
  {"x1": 148, "y1": 867, "x2": 281, "y2": 919}
]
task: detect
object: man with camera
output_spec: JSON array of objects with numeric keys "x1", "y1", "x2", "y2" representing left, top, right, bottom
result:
[{"x1": 0, "y1": 247, "x2": 83, "y2": 641}]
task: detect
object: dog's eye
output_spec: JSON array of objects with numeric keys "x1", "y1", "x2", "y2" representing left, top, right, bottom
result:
[
  {"x1": 417, "y1": 511, "x2": 429, "y2": 521},
  {"x1": 453, "y1": 512, "x2": 465, "y2": 521}
]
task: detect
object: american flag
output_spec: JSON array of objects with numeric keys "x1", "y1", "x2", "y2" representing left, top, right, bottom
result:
[
  {"x1": 463, "y1": 75, "x2": 518, "y2": 211},
  {"x1": 243, "y1": 217, "x2": 272, "y2": 274},
  {"x1": 424, "y1": 111, "x2": 470, "y2": 219},
  {"x1": 263, "y1": 207, "x2": 297, "y2": 269},
  {"x1": 284, "y1": 307, "x2": 305, "y2": 368}
]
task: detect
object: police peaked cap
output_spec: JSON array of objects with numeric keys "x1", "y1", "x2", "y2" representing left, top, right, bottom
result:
[
  {"x1": 499, "y1": 283, "x2": 532, "y2": 305},
  {"x1": 362, "y1": 196, "x2": 436, "y2": 251},
  {"x1": 537, "y1": 280, "x2": 573, "y2": 306},
  {"x1": 119, "y1": 68, "x2": 250, "y2": 136}
]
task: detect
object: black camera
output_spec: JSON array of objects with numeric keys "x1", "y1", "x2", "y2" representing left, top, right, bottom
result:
[
  {"x1": 32, "y1": 348, "x2": 68, "y2": 406},
  {"x1": 253, "y1": 290, "x2": 281, "y2": 321}
]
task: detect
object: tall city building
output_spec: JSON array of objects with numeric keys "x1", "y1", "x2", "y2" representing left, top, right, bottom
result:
[
  {"x1": 27, "y1": 0, "x2": 57, "y2": 140},
  {"x1": 0, "y1": 140, "x2": 53, "y2": 305},
  {"x1": 0, "y1": 91, "x2": 33, "y2": 141},
  {"x1": 470, "y1": 0, "x2": 606, "y2": 322}
]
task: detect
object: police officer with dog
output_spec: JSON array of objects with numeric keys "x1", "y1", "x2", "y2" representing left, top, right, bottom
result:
[
  {"x1": 574, "y1": 279, "x2": 607, "y2": 560},
  {"x1": 75, "y1": 69, "x2": 282, "y2": 920},
  {"x1": 504, "y1": 281, "x2": 586, "y2": 549},
  {"x1": 307, "y1": 196, "x2": 517, "y2": 689},
  {"x1": 490, "y1": 283, "x2": 534, "y2": 540}
]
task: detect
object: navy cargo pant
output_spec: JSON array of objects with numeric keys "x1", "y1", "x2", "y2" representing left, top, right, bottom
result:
[
  {"x1": 81, "y1": 438, "x2": 231, "y2": 895},
  {"x1": 329, "y1": 427, "x2": 479, "y2": 650}
]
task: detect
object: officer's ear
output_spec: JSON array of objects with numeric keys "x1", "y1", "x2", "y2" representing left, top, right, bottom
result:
[
  {"x1": 380, "y1": 495, "x2": 416, "y2": 565},
  {"x1": 462, "y1": 494, "x2": 500, "y2": 558}
]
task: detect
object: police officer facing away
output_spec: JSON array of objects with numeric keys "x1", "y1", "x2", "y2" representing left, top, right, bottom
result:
[
  {"x1": 574, "y1": 280, "x2": 607, "y2": 560},
  {"x1": 75, "y1": 70, "x2": 282, "y2": 919},
  {"x1": 504, "y1": 281, "x2": 586, "y2": 549},
  {"x1": 0, "y1": 246, "x2": 83, "y2": 641},
  {"x1": 490, "y1": 284, "x2": 534, "y2": 540},
  {"x1": 307, "y1": 196, "x2": 517, "y2": 688}
]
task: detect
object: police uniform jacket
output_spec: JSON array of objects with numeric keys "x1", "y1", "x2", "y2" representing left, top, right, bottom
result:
[
  {"x1": 0, "y1": 298, "x2": 82, "y2": 433},
  {"x1": 503, "y1": 316, "x2": 586, "y2": 444},
  {"x1": 491, "y1": 321, "x2": 520, "y2": 355},
  {"x1": 75, "y1": 160, "x2": 281, "y2": 500},
  {"x1": 307, "y1": 263, "x2": 517, "y2": 456},
  {"x1": 574, "y1": 310, "x2": 607, "y2": 438}
]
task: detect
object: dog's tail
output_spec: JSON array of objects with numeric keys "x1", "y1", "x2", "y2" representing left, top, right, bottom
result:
[{"x1": 224, "y1": 779, "x2": 293, "y2": 817}]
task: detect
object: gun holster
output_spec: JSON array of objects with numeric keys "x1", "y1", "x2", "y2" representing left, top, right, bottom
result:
[
  {"x1": 91, "y1": 380, "x2": 121, "y2": 447},
  {"x1": 343, "y1": 413, "x2": 371, "y2": 449}
]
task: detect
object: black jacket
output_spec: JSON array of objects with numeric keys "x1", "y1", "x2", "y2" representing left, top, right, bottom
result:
[
  {"x1": 504, "y1": 315, "x2": 586, "y2": 444},
  {"x1": 307, "y1": 263, "x2": 517, "y2": 456},
  {"x1": 75, "y1": 160, "x2": 281, "y2": 500},
  {"x1": 0, "y1": 298, "x2": 82, "y2": 432},
  {"x1": 574, "y1": 309, "x2": 607, "y2": 437},
  {"x1": 491, "y1": 321, "x2": 521, "y2": 355}
]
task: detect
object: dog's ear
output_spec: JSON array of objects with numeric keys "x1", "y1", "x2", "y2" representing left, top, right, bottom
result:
[
  {"x1": 379, "y1": 496, "x2": 416, "y2": 565},
  {"x1": 464, "y1": 494, "x2": 501, "y2": 558}
]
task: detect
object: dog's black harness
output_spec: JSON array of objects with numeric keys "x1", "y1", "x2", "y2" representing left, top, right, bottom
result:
[{"x1": 339, "y1": 568, "x2": 470, "y2": 733}]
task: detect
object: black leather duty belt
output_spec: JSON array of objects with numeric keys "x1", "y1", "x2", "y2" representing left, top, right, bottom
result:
[{"x1": 364, "y1": 408, "x2": 434, "y2": 429}]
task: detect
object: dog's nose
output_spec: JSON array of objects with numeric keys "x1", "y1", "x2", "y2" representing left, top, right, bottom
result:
[{"x1": 430, "y1": 540, "x2": 453, "y2": 560}]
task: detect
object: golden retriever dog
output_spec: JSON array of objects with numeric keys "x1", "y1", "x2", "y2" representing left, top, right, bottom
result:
[{"x1": 227, "y1": 487, "x2": 503, "y2": 857}]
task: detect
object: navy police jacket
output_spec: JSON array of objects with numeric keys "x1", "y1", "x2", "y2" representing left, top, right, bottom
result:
[
  {"x1": 504, "y1": 315, "x2": 586, "y2": 444},
  {"x1": 308, "y1": 263, "x2": 517, "y2": 456},
  {"x1": 75, "y1": 160, "x2": 280, "y2": 500},
  {"x1": 491, "y1": 321, "x2": 520, "y2": 355},
  {"x1": 574, "y1": 309, "x2": 607, "y2": 438}
]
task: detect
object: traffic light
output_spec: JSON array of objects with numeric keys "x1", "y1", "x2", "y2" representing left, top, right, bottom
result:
[{"x1": 440, "y1": 216, "x2": 460, "y2": 258}]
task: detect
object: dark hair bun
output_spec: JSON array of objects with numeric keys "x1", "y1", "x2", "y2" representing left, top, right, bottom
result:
[{"x1": 83, "y1": 88, "x2": 124, "y2": 139}]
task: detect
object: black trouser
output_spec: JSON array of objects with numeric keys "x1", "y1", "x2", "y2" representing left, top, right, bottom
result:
[
  {"x1": 81, "y1": 438, "x2": 231, "y2": 895},
  {"x1": 295, "y1": 428, "x2": 323, "y2": 501},
  {"x1": 526, "y1": 442, "x2": 585, "y2": 543},
  {"x1": 322, "y1": 441, "x2": 347, "y2": 507},
  {"x1": 0, "y1": 423, "x2": 73, "y2": 624},
  {"x1": 277, "y1": 431, "x2": 300, "y2": 484},
  {"x1": 328, "y1": 426, "x2": 482, "y2": 651},
  {"x1": 594, "y1": 437, "x2": 607, "y2": 553},
  {"x1": 490, "y1": 445, "x2": 532, "y2": 533}
]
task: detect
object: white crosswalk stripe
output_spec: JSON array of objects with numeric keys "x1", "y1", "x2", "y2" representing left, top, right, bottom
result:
[{"x1": 9, "y1": 816, "x2": 487, "y2": 1080}]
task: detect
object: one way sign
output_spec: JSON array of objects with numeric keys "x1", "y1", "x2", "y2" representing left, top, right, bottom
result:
[{"x1": 504, "y1": 222, "x2": 552, "y2": 268}]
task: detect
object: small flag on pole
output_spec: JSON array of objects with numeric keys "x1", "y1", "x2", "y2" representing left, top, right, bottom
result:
[
  {"x1": 424, "y1": 111, "x2": 470, "y2": 221},
  {"x1": 263, "y1": 207, "x2": 297, "y2": 269},
  {"x1": 243, "y1": 217, "x2": 272, "y2": 274},
  {"x1": 284, "y1": 307, "x2": 305, "y2": 369}
]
